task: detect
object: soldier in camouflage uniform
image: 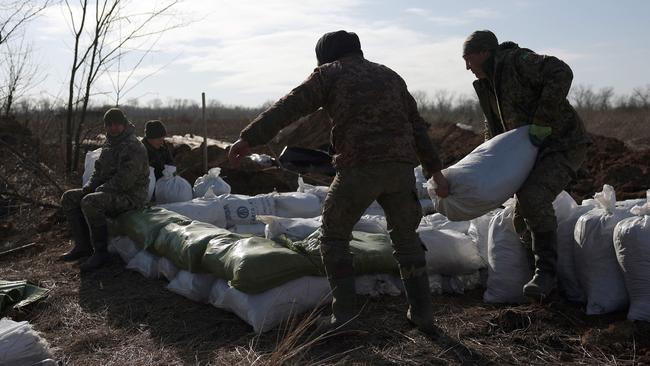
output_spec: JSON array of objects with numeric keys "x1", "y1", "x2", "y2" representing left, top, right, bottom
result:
[
  {"x1": 462, "y1": 30, "x2": 591, "y2": 301},
  {"x1": 229, "y1": 30, "x2": 449, "y2": 334},
  {"x1": 60, "y1": 108, "x2": 150, "y2": 271},
  {"x1": 142, "y1": 119, "x2": 174, "y2": 180}
]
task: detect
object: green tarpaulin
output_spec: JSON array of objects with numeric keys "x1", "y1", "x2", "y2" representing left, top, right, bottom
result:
[
  {"x1": 111, "y1": 207, "x2": 192, "y2": 249},
  {"x1": 0, "y1": 280, "x2": 49, "y2": 315}
]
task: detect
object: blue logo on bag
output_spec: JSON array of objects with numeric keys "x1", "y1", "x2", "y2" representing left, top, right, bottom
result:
[{"x1": 237, "y1": 206, "x2": 249, "y2": 219}]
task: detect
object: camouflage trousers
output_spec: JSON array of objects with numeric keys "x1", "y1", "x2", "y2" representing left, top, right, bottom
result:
[
  {"x1": 61, "y1": 188, "x2": 139, "y2": 242},
  {"x1": 514, "y1": 144, "x2": 587, "y2": 237},
  {"x1": 320, "y1": 162, "x2": 426, "y2": 280}
]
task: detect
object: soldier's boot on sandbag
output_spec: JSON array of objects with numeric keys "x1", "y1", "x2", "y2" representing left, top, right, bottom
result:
[
  {"x1": 313, "y1": 240, "x2": 358, "y2": 336},
  {"x1": 80, "y1": 224, "x2": 110, "y2": 271},
  {"x1": 60, "y1": 212, "x2": 92, "y2": 261},
  {"x1": 523, "y1": 230, "x2": 558, "y2": 301},
  {"x1": 400, "y1": 264, "x2": 440, "y2": 336}
]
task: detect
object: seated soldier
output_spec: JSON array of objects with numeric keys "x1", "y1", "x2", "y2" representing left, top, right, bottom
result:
[
  {"x1": 60, "y1": 108, "x2": 150, "y2": 271},
  {"x1": 142, "y1": 119, "x2": 174, "y2": 180}
]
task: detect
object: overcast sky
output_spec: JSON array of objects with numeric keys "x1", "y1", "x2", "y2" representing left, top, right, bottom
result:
[{"x1": 22, "y1": 0, "x2": 650, "y2": 107}]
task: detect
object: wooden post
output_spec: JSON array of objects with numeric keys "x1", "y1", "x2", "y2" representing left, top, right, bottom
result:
[{"x1": 202, "y1": 92, "x2": 207, "y2": 173}]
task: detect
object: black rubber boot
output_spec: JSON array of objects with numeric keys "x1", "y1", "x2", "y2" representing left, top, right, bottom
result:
[
  {"x1": 60, "y1": 212, "x2": 92, "y2": 261},
  {"x1": 523, "y1": 230, "x2": 558, "y2": 301},
  {"x1": 80, "y1": 225, "x2": 109, "y2": 271},
  {"x1": 400, "y1": 265, "x2": 439, "y2": 335}
]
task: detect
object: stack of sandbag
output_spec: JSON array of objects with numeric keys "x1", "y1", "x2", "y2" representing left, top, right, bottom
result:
[
  {"x1": 158, "y1": 188, "x2": 227, "y2": 228},
  {"x1": 272, "y1": 191, "x2": 321, "y2": 218},
  {"x1": 155, "y1": 165, "x2": 193, "y2": 203},
  {"x1": 219, "y1": 193, "x2": 276, "y2": 227},
  {"x1": 0, "y1": 318, "x2": 54, "y2": 366},
  {"x1": 417, "y1": 226, "x2": 484, "y2": 276},
  {"x1": 193, "y1": 167, "x2": 231, "y2": 197},
  {"x1": 258, "y1": 214, "x2": 388, "y2": 241},
  {"x1": 614, "y1": 191, "x2": 650, "y2": 321},
  {"x1": 427, "y1": 126, "x2": 538, "y2": 221},
  {"x1": 574, "y1": 185, "x2": 632, "y2": 315}
]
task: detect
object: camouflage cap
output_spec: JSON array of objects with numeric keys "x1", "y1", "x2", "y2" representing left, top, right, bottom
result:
[
  {"x1": 315, "y1": 30, "x2": 363, "y2": 66},
  {"x1": 103, "y1": 107, "x2": 128, "y2": 126},
  {"x1": 463, "y1": 30, "x2": 498, "y2": 56}
]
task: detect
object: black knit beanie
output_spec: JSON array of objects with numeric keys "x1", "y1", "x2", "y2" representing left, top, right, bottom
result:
[
  {"x1": 103, "y1": 108, "x2": 128, "y2": 126},
  {"x1": 144, "y1": 120, "x2": 167, "y2": 139},
  {"x1": 315, "y1": 30, "x2": 363, "y2": 66}
]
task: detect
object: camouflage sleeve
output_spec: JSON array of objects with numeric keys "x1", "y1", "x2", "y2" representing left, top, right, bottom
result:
[
  {"x1": 99, "y1": 144, "x2": 148, "y2": 193},
  {"x1": 406, "y1": 91, "x2": 443, "y2": 176},
  {"x1": 240, "y1": 69, "x2": 327, "y2": 147},
  {"x1": 482, "y1": 119, "x2": 491, "y2": 141},
  {"x1": 515, "y1": 50, "x2": 573, "y2": 129}
]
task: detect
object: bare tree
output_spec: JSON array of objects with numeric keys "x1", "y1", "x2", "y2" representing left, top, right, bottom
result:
[
  {"x1": 62, "y1": 0, "x2": 184, "y2": 173},
  {"x1": 0, "y1": 36, "x2": 42, "y2": 117},
  {"x1": 0, "y1": 0, "x2": 50, "y2": 46}
]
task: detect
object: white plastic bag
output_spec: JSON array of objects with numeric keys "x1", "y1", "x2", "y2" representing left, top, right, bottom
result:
[
  {"x1": 126, "y1": 250, "x2": 160, "y2": 279},
  {"x1": 417, "y1": 227, "x2": 485, "y2": 275},
  {"x1": 167, "y1": 270, "x2": 216, "y2": 303},
  {"x1": 157, "y1": 257, "x2": 180, "y2": 282},
  {"x1": 483, "y1": 204, "x2": 533, "y2": 304},
  {"x1": 158, "y1": 193, "x2": 227, "y2": 228},
  {"x1": 259, "y1": 215, "x2": 321, "y2": 240},
  {"x1": 273, "y1": 192, "x2": 322, "y2": 218},
  {"x1": 155, "y1": 165, "x2": 193, "y2": 204},
  {"x1": 614, "y1": 191, "x2": 650, "y2": 321},
  {"x1": 574, "y1": 185, "x2": 631, "y2": 315},
  {"x1": 467, "y1": 209, "x2": 502, "y2": 263},
  {"x1": 208, "y1": 276, "x2": 331, "y2": 333},
  {"x1": 82, "y1": 148, "x2": 102, "y2": 186},
  {"x1": 108, "y1": 236, "x2": 140, "y2": 263},
  {"x1": 0, "y1": 318, "x2": 53, "y2": 366},
  {"x1": 419, "y1": 213, "x2": 471, "y2": 234},
  {"x1": 427, "y1": 126, "x2": 538, "y2": 221},
  {"x1": 220, "y1": 193, "x2": 276, "y2": 226},
  {"x1": 147, "y1": 167, "x2": 156, "y2": 202},
  {"x1": 193, "y1": 167, "x2": 231, "y2": 198}
]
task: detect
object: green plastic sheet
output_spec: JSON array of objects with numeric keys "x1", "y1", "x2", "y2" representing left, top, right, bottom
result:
[
  {"x1": 111, "y1": 207, "x2": 191, "y2": 249},
  {"x1": 0, "y1": 280, "x2": 49, "y2": 315}
]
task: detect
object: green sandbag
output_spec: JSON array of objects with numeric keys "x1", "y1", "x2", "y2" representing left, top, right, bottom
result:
[
  {"x1": 201, "y1": 230, "x2": 397, "y2": 294},
  {"x1": 202, "y1": 235, "x2": 324, "y2": 293},
  {"x1": 152, "y1": 221, "x2": 234, "y2": 272},
  {"x1": 111, "y1": 207, "x2": 192, "y2": 249},
  {"x1": 296, "y1": 230, "x2": 399, "y2": 276}
]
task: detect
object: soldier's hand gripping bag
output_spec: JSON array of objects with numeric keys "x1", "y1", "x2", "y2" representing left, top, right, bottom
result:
[{"x1": 427, "y1": 126, "x2": 538, "y2": 221}]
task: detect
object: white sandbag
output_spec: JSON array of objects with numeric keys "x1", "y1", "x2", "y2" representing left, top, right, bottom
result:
[
  {"x1": 167, "y1": 270, "x2": 216, "y2": 303},
  {"x1": 483, "y1": 204, "x2": 533, "y2": 304},
  {"x1": 555, "y1": 193, "x2": 596, "y2": 303},
  {"x1": 427, "y1": 126, "x2": 538, "y2": 221},
  {"x1": 229, "y1": 223, "x2": 267, "y2": 236},
  {"x1": 354, "y1": 215, "x2": 388, "y2": 234},
  {"x1": 467, "y1": 209, "x2": 502, "y2": 263},
  {"x1": 420, "y1": 198, "x2": 436, "y2": 215},
  {"x1": 208, "y1": 276, "x2": 331, "y2": 333},
  {"x1": 259, "y1": 215, "x2": 321, "y2": 240},
  {"x1": 126, "y1": 250, "x2": 160, "y2": 279},
  {"x1": 147, "y1": 167, "x2": 156, "y2": 202},
  {"x1": 158, "y1": 195, "x2": 227, "y2": 228},
  {"x1": 414, "y1": 165, "x2": 429, "y2": 199},
  {"x1": 364, "y1": 201, "x2": 385, "y2": 216},
  {"x1": 420, "y1": 213, "x2": 471, "y2": 234},
  {"x1": 157, "y1": 257, "x2": 180, "y2": 282},
  {"x1": 108, "y1": 236, "x2": 140, "y2": 263},
  {"x1": 614, "y1": 191, "x2": 650, "y2": 321},
  {"x1": 82, "y1": 148, "x2": 102, "y2": 186},
  {"x1": 297, "y1": 176, "x2": 329, "y2": 203},
  {"x1": 273, "y1": 192, "x2": 322, "y2": 218},
  {"x1": 220, "y1": 193, "x2": 276, "y2": 226},
  {"x1": 155, "y1": 165, "x2": 193, "y2": 204},
  {"x1": 355, "y1": 274, "x2": 403, "y2": 297},
  {"x1": 193, "y1": 167, "x2": 231, "y2": 198},
  {"x1": 0, "y1": 318, "x2": 53, "y2": 366},
  {"x1": 574, "y1": 185, "x2": 631, "y2": 315},
  {"x1": 417, "y1": 227, "x2": 484, "y2": 275}
]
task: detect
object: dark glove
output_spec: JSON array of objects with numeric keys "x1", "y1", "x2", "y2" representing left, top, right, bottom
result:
[{"x1": 528, "y1": 124, "x2": 552, "y2": 147}]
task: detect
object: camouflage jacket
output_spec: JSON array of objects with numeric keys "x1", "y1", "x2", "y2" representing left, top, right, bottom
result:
[
  {"x1": 142, "y1": 138, "x2": 175, "y2": 180},
  {"x1": 473, "y1": 42, "x2": 591, "y2": 152},
  {"x1": 84, "y1": 123, "x2": 150, "y2": 206},
  {"x1": 240, "y1": 55, "x2": 442, "y2": 175}
]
